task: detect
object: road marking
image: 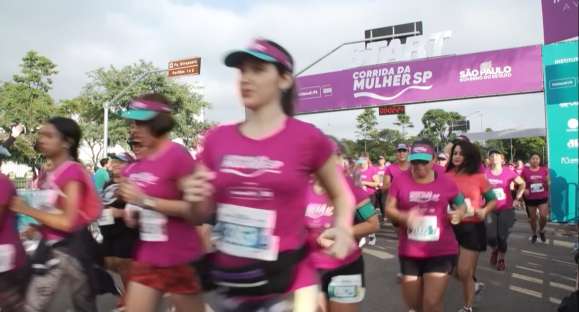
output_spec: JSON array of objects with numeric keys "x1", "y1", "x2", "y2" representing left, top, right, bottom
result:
[
  {"x1": 552, "y1": 258, "x2": 576, "y2": 267},
  {"x1": 549, "y1": 297, "x2": 562, "y2": 305},
  {"x1": 363, "y1": 248, "x2": 395, "y2": 260},
  {"x1": 553, "y1": 239, "x2": 575, "y2": 249},
  {"x1": 512, "y1": 273, "x2": 543, "y2": 285},
  {"x1": 515, "y1": 265, "x2": 544, "y2": 274},
  {"x1": 549, "y1": 272, "x2": 577, "y2": 283},
  {"x1": 509, "y1": 285, "x2": 542, "y2": 298},
  {"x1": 550, "y1": 281, "x2": 575, "y2": 292},
  {"x1": 521, "y1": 249, "x2": 547, "y2": 257}
]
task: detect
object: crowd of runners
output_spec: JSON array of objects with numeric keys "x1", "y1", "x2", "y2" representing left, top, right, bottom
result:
[{"x1": 0, "y1": 38, "x2": 569, "y2": 312}]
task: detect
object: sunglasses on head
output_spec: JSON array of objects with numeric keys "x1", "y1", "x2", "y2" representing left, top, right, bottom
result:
[
  {"x1": 397, "y1": 149, "x2": 408, "y2": 153},
  {"x1": 410, "y1": 160, "x2": 430, "y2": 166}
]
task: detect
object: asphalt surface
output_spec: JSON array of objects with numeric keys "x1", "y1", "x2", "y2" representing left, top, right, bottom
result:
[{"x1": 47, "y1": 210, "x2": 578, "y2": 311}]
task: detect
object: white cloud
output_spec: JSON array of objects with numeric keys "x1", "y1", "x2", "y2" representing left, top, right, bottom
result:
[{"x1": 0, "y1": 0, "x2": 547, "y2": 141}]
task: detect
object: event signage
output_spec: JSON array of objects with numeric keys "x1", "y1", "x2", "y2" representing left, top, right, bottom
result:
[
  {"x1": 541, "y1": 0, "x2": 579, "y2": 44},
  {"x1": 543, "y1": 40, "x2": 579, "y2": 223},
  {"x1": 296, "y1": 45, "x2": 543, "y2": 114}
]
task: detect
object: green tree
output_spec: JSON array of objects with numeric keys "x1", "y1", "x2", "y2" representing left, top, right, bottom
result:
[
  {"x1": 0, "y1": 51, "x2": 58, "y2": 168},
  {"x1": 75, "y1": 60, "x2": 210, "y2": 164},
  {"x1": 393, "y1": 113, "x2": 414, "y2": 138},
  {"x1": 418, "y1": 109, "x2": 464, "y2": 151},
  {"x1": 355, "y1": 108, "x2": 378, "y2": 152}
]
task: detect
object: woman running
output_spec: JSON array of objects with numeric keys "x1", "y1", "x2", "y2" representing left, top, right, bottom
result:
[
  {"x1": 98, "y1": 152, "x2": 139, "y2": 309},
  {"x1": 10, "y1": 117, "x2": 101, "y2": 312},
  {"x1": 0, "y1": 173, "x2": 29, "y2": 312},
  {"x1": 119, "y1": 93, "x2": 207, "y2": 312},
  {"x1": 446, "y1": 140, "x2": 497, "y2": 312},
  {"x1": 306, "y1": 138, "x2": 379, "y2": 312},
  {"x1": 182, "y1": 38, "x2": 355, "y2": 312},
  {"x1": 521, "y1": 153, "x2": 550, "y2": 243},
  {"x1": 386, "y1": 140, "x2": 466, "y2": 312},
  {"x1": 485, "y1": 150, "x2": 526, "y2": 271}
]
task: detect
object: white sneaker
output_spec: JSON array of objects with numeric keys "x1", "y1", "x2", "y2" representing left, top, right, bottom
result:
[
  {"x1": 458, "y1": 306, "x2": 473, "y2": 312},
  {"x1": 474, "y1": 282, "x2": 485, "y2": 302},
  {"x1": 368, "y1": 234, "x2": 377, "y2": 246}
]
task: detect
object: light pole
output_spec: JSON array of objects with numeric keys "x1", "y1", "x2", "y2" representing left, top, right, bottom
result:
[{"x1": 102, "y1": 68, "x2": 168, "y2": 155}]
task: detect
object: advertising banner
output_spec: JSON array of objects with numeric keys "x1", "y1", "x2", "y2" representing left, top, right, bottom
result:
[
  {"x1": 296, "y1": 45, "x2": 543, "y2": 114},
  {"x1": 543, "y1": 40, "x2": 579, "y2": 223},
  {"x1": 541, "y1": 0, "x2": 579, "y2": 44}
]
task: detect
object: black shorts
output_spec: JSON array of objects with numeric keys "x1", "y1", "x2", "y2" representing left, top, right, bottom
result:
[
  {"x1": 399, "y1": 255, "x2": 457, "y2": 277},
  {"x1": 453, "y1": 222, "x2": 487, "y2": 252},
  {"x1": 100, "y1": 232, "x2": 138, "y2": 259},
  {"x1": 524, "y1": 198, "x2": 548, "y2": 207},
  {"x1": 319, "y1": 255, "x2": 365, "y2": 303}
]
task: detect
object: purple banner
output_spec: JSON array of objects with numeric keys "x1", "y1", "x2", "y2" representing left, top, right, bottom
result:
[
  {"x1": 542, "y1": 0, "x2": 579, "y2": 44},
  {"x1": 295, "y1": 45, "x2": 544, "y2": 115}
]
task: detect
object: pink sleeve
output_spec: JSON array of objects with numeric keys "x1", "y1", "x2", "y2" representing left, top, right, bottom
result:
[
  {"x1": 305, "y1": 127, "x2": 333, "y2": 172},
  {"x1": 55, "y1": 163, "x2": 85, "y2": 188},
  {"x1": 198, "y1": 127, "x2": 219, "y2": 172},
  {"x1": 172, "y1": 144, "x2": 197, "y2": 179},
  {"x1": 0, "y1": 175, "x2": 16, "y2": 206},
  {"x1": 347, "y1": 176, "x2": 370, "y2": 204},
  {"x1": 388, "y1": 178, "x2": 400, "y2": 198}
]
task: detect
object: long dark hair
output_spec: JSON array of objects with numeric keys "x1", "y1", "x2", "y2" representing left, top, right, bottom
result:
[
  {"x1": 446, "y1": 140, "x2": 482, "y2": 175},
  {"x1": 267, "y1": 40, "x2": 296, "y2": 116},
  {"x1": 47, "y1": 117, "x2": 82, "y2": 161}
]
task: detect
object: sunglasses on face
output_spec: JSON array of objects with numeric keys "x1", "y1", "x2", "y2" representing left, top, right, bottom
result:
[
  {"x1": 397, "y1": 149, "x2": 408, "y2": 153},
  {"x1": 411, "y1": 160, "x2": 430, "y2": 166}
]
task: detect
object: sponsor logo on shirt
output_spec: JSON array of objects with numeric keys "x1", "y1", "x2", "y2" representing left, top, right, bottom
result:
[
  {"x1": 409, "y1": 191, "x2": 441, "y2": 203},
  {"x1": 129, "y1": 172, "x2": 160, "y2": 187},
  {"x1": 459, "y1": 60, "x2": 512, "y2": 82},
  {"x1": 488, "y1": 178, "x2": 503, "y2": 186},
  {"x1": 220, "y1": 155, "x2": 284, "y2": 178},
  {"x1": 305, "y1": 203, "x2": 334, "y2": 219}
]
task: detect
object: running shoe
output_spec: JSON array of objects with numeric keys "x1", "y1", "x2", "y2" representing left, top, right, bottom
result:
[
  {"x1": 490, "y1": 250, "x2": 498, "y2": 266},
  {"x1": 539, "y1": 231, "x2": 546, "y2": 243},
  {"x1": 531, "y1": 234, "x2": 537, "y2": 244},
  {"x1": 458, "y1": 306, "x2": 473, "y2": 312},
  {"x1": 368, "y1": 234, "x2": 377, "y2": 246},
  {"x1": 497, "y1": 258, "x2": 506, "y2": 271}
]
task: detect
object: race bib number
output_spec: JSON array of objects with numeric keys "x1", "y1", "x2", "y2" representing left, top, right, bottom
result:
[
  {"x1": 464, "y1": 198, "x2": 475, "y2": 217},
  {"x1": 0, "y1": 244, "x2": 16, "y2": 273},
  {"x1": 137, "y1": 206, "x2": 168, "y2": 242},
  {"x1": 98, "y1": 208, "x2": 115, "y2": 226},
  {"x1": 215, "y1": 204, "x2": 279, "y2": 261},
  {"x1": 493, "y1": 188, "x2": 506, "y2": 201},
  {"x1": 530, "y1": 183, "x2": 544, "y2": 193},
  {"x1": 408, "y1": 216, "x2": 440, "y2": 242},
  {"x1": 328, "y1": 274, "x2": 365, "y2": 303}
]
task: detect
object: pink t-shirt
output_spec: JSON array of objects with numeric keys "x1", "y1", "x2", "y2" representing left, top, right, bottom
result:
[
  {"x1": 389, "y1": 171, "x2": 460, "y2": 258},
  {"x1": 38, "y1": 162, "x2": 94, "y2": 241},
  {"x1": 485, "y1": 167, "x2": 519, "y2": 210},
  {"x1": 305, "y1": 177, "x2": 368, "y2": 270},
  {"x1": 359, "y1": 166, "x2": 379, "y2": 195},
  {"x1": 201, "y1": 117, "x2": 334, "y2": 291},
  {"x1": 521, "y1": 167, "x2": 549, "y2": 200},
  {"x1": 0, "y1": 174, "x2": 26, "y2": 272},
  {"x1": 384, "y1": 162, "x2": 409, "y2": 183},
  {"x1": 123, "y1": 142, "x2": 202, "y2": 267}
]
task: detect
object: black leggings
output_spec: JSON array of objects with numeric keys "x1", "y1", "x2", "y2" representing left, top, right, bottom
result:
[{"x1": 486, "y1": 209, "x2": 516, "y2": 253}]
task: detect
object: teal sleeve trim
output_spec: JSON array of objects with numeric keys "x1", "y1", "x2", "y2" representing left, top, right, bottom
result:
[
  {"x1": 452, "y1": 193, "x2": 466, "y2": 206},
  {"x1": 483, "y1": 189, "x2": 497, "y2": 202},
  {"x1": 355, "y1": 201, "x2": 376, "y2": 222}
]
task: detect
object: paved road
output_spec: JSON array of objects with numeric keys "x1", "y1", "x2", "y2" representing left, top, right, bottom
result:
[{"x1": 49, "y1": 210, "x2": 577, "y2": 311}]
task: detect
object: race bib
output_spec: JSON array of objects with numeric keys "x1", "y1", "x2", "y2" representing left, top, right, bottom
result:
[
  {"x1": 328, "y1": 274, "x2": 365, "y2": 303},
  {"x1": 21, "y1": 189, "x2": 59, "y2": 212},
  {"x1": 136, "y1": 206, "x2": 168, "y2": 242},
  {"x1": 530, "y1": 183, "x2": 544, "y2": 193},
  {"x1": 0, "y1": 244, "x2": 16, "y2": 273},
  {"x1": 464, "y1": 198, "x2": 475, "y2": 217},
  {"x1": 493, "y1": 188, "x2": 506, "y2": 201},
  {"x1": 408, "y1": 216, "x2": 440, "y2": 242},
  {"x1": 97, "y1": 208, "x2": 115, "y2": 226},
  {"x1": 215, "y1": 204, "x2": 279, "y2": 261}
]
